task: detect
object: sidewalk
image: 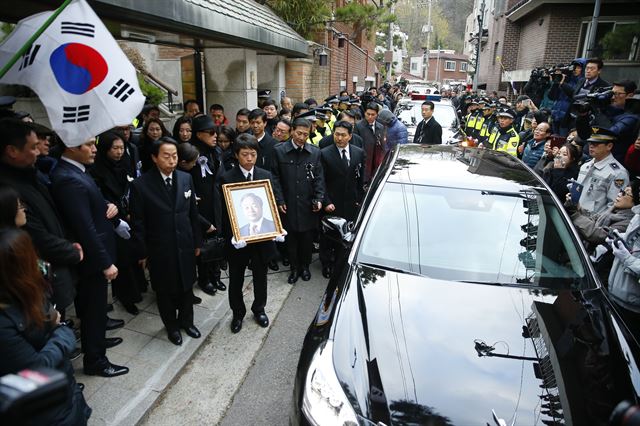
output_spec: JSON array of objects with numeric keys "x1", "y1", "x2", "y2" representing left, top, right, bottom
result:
[{"x1": 70, "y1": 265, "x2": 297, "y2": 426}]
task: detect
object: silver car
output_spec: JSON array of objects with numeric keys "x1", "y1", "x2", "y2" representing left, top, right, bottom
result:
[{"x1": 395, "y1": 95, "x2": 463, "y2": 145}]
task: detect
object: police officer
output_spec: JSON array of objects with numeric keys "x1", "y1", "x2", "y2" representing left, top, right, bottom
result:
[
  {"x1": 270, "y1": 118, "x2": 326, "y2": 284},
  {"x1": 477, "y1": 102, "x2": 498, "y2": 145},
  {"x1": 573, "y1": 127, "x2": 629, "y2": 215},
  {"x1": 470, "y1": 98, "x2": 488, "y2": 139},
  {"x1": 485, "y1": 108, "x2": 520, "y2": 156},
  {"x1": 464, "y1": 98, "x2": 481, "y2": 136}
]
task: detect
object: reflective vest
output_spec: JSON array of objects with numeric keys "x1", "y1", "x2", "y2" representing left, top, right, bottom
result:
[
  {"x1": 472, "y1": 115, "x2": 485, "y2": 138},
  {"x1": 478, "y1": 115, "x2": 496, "y2": 144},
  {"x1": 465, "y1": 112, "x2": 479, "y2": 135},
  {"x1": 488, "y1": 125, "x2": 519, "y2": 156}
]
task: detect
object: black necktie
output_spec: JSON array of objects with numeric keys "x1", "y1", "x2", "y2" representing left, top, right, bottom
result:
[
  {"x1": 246, "y1": 172, "x2": 252, "y2": 181},
  {"x1": 371, "y1": 124, "x2": 375, "y2": 134},
  {"x1": 341, "y1": 148, "x2": 349, "y2": 167},
  {"x1": 165, "y1": 177, "x2": 172, "y2": 189}
]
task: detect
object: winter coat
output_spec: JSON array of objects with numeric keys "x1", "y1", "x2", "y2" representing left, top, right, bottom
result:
[
  {"x1": 383, "y1": 115, "x2": 409, "y2": 152},
  {"x1": 608, "y1": 205, "x2": 640, "y2": 313}
]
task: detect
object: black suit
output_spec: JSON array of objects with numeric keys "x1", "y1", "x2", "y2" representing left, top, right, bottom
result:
[
  {"x1": 219, "y1": 167, "x2": 277, "y2": 319},
  {"x1": 413, "y1": 117, "x2": 442, "y2": 144},
  {"x1": 319, "y1": 132, "x2": 364, "y2": 149},
  {"x1": 129, "y1": 168, "x2": 202, "y2": 331},
  {"x1": 353, "y1": 119, "x2": 384, "y2": 183},
  {"x1": 573, "y1": 76, "x2": 611, "y2": 97},
  {"x1": 257, "y1": 133, "x2": 277, "y2": 171},
  {"x1": 50, "y1": 159, "x2": 116, "y2": 367},
  {"x1": 320, "y1": 144, "x2": 366, "y2": 269}
]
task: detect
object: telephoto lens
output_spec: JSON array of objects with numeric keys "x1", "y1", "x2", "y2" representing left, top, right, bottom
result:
[{"x1": 610, "y1": 401, "x2": 640, "y2": 426}]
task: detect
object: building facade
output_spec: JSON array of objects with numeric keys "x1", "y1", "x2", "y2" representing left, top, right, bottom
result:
[{"x1": 425, "y1": 50, "x2": 469, "y2": 85}]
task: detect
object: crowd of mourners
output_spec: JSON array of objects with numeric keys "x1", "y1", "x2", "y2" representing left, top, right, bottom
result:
[{"x1": 0, "y1": 55, "x2": 639, "y2": 423}]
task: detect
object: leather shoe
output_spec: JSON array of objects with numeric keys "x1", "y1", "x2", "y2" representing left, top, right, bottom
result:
[
  {"x1": 167, "y1": 330, "x2": 183, "y2": 346},
  {"x1": 105, "y1": 317, "x2": 124, "y2": 331},
  {"x1": 182, "y1": 325, "x2": 201, "y2": 338},
  {"x1": 214, "y1": 280, "x2": 227, "y2": 292},
  {"x1": 268, "y1": 260, "x2": 279, "y2": 271},
  {"x1": 230, "y1": 318, "x2": 242, "y2": 334},
  {"x1": 199, "y1": 282, "x2": 217, "y2": 296},
  {"x1": 104, "y1": 337, "x2": 123, "y2": 349},
  {"x1": 77, "y1": 383, "x2": 85, "y2": 391},
  {"x1": 322, "y1": 266, "x2": 332, "y2": 279},
  {"x1": 300, "y1": 268, "x2": 311, "y2": 281},
  {"x1": 69, "y1": 347, "x2": 81, "y2": 361},
  {"x1": 287, "y1": 270, "x2": 299, "y2": 284},
  {"x1": 254, "y1": 312, "x2": 269, "y2": 328},
  {"x1": 106, "y1": 303, "x2": 114, "y2": 312},
  {"x1": 84, "y1": 361, "x2": 129, "y2": 377},
  {"x1": 282, "y1": 257, "x2": 290, "y2": 266},
  {"x1": 123, "y1": 303, "x2": 139, "y2": 315},
  {"x1": 192, "y1": 294, "x2": 202, "y2": 304}
]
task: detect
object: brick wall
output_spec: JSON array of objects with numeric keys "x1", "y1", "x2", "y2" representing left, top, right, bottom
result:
[
  {"x1": 285, "y1": 54, "x2": 330, "y2": 103},
  {"x1": 516, "y1": 10, "x2": 550, "y2": 69},
  {"x1": 426, "y1": 56, "x2": 468, "y2": 82}
]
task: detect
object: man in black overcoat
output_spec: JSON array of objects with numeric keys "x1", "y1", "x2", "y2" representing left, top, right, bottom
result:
[
  {"x1": 129, "y1": 138, "x2": 203, "y2": 346},
  {"x1": 218, "y1": 134, "x2": 282, "y2": 333},
  {"x1": 270, "y1": 118, "x2": 325, "y2": 284},
  {"x1": 413, "y1": 100, "x2": 443, "y2": 144},
  {"x1": 50, "y1": 137, "x2": 128, "y2": 377},
  {"x1": 0, "y1": 119, "x2": 82, "y2": 316},
  {"x1": 353, "y1": 103, "x2": 384, "y2": 184},
  {"x1": 189, "y1": 115, "x2": 226, "y2": 296},
  {"x1": 320, "y1": 121, "x2": 365, "y2": 278}
]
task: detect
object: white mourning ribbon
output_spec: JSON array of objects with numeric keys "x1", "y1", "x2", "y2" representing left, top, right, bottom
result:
[{"x1": 197, "y1": 156, "x2": 214, "y2": 178}]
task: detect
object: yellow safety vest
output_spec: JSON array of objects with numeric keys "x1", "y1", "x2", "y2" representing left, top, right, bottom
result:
[{"x1": 488, "y1": 126, "x2": 519, "y2": 156}]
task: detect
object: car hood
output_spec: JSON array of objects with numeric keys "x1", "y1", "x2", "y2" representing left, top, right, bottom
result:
[{"x1": 331, "y1": 264, "x2": 640, "y2": 425}]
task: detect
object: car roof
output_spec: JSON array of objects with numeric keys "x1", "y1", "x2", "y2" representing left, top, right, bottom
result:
[{"x1": 387, "y1": 144, "x2": 545, "y2": 192}]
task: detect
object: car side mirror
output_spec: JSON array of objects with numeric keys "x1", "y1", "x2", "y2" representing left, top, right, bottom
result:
[{"x1": 321, "y1": 216, "x2": 355, "y2": 245}]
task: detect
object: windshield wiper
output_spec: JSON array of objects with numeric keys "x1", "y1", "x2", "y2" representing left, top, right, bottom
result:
[{"x1": 358, "y1": 262, "x2": 418, "y2": 276}]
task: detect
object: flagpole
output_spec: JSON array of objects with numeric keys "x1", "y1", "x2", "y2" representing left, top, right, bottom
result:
[{"x1": 0, "y1": 0, "x2": 74, "y2": 80}]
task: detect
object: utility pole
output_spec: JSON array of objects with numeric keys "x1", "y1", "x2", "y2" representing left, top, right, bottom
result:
[
  {"x1": 419, "y1": 0, "x2": 433, "y2": 82},
  {"x1": 472, "y1": 0, "x2": 486, "y2": 91},
  {"x1": 386, "y1": 4, "x2": 395, "y2": 80},
  {"x1": 585, "y1": 0, "x2": 602, "y2": 57}
]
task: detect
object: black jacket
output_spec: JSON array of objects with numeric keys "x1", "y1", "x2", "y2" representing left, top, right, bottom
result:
[
  {"x1": 319, "y1": 133, "x2": 364, "y2": 150},
  {"x1": 50, "y1": 160, "x2": 116, "y2": 278},
  {"x1": 413, "y1": 117, "x2": 442, "y2": 145},
  {"x1": 129, "y1": 168, "x2": 202, "y2": 293},
  {"x1": 0, "y1": 303, "x2": 89, "y2": 425},
  {"x1": 257, "y1": 133, "x2": 277, "y2": 171},
  {"x1": 218, "y1": 166, "x2": 278, "y2": 263},
  {"x1": 189, "y1": 139, "x2": 223, "y2": 231},
  {"x1": 321, "y1": 144, "x2": 366, "y2": 221},
  {"x1": 270, "y1": 141, "x2": 326, "y2": 232},
  {"x1": 0, "y1": 163, "x2": 80, "y2": 309}
]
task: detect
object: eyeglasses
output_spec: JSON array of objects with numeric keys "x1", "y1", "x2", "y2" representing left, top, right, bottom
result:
[
  {"x1": 613, "y1": 92, "x2": 627, "y2": 97},
  {"x1": 620, "y1": 189, "x2": 633, "y2": 197}
]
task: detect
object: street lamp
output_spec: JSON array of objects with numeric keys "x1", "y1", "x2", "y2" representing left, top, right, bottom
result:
[{"x1": 473, "y1": 0, "x2": 486, "y2": 91}]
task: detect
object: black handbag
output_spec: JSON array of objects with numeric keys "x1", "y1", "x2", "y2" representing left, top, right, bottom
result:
[{"x1": 199, "y1": 236, "x2": 226, "y2": 262}]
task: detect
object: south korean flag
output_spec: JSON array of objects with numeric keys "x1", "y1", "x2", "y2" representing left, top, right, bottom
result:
[{"x1": 0, "y1": 0, "x2": 145, "y2": 147}]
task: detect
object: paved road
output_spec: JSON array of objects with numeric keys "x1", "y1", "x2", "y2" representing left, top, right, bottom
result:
[
  {"x1": 219, "y1": 261, "x2": 326, "y2": 426},
  {"x1": 141, "y1": 259, "x2": 326, "y2": 425}
]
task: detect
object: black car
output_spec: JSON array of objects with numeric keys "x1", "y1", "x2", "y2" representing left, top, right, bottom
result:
[{"x1": 292, "y1": 145, "x2": 640, "y2": 426}]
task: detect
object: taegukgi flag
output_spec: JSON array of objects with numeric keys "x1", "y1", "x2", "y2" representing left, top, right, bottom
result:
[{"x1": 0, "y1": 0, "x2": 145, "y2": 147}]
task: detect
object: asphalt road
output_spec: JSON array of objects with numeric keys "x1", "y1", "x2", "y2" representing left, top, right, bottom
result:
[{"x1": 219, "y1": 260, "x2": 326, "y2": 425}]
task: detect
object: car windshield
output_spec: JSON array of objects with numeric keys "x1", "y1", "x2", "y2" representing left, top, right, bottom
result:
[
  {"x1": 356, "y1": 183, "x2": 591, "y2": 289},
  {"x1": 396, "y1": 102, "x2": 458, "y2": 129}
]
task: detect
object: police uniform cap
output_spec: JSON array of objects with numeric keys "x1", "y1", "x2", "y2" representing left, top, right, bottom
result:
[
  {"x1": 297, "y1": 110, "x2": 319, "y2": 122},
  {"x1": 470, "y1": 98, "x2": 479, "y2": 105},
  {"x1": 496, "y1": 108, "x2": 516, "y2": 119},
  {"x1": 192, "y1": 115, "x2": 216, "y2": 132},
  {"x1": 338, "y1": 96, "x2": 351, "y2": 103},
  {"x1": 0, "y1": 96, "x2": 16, "y2": 108},
  {"x1": 258, "y1": 89, "x2": 272, "y2": 98},
  {"x1": 587, "y1": 127, "x2": 617, "y2": 144},
  {"x1": 325, "y1": 95, "x2": 339, "y2": 104},
  {"x1": 315, "y1": 106, "x2": 333, "y2": 114}
]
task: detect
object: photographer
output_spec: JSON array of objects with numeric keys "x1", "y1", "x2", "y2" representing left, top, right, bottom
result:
[
  {"x1": 548, "y1": 58, "x2": 586, "y2": 135},
  {"x1": 523, "y1": 68, "x2": 550, "y2": 108},
  {"x1": 574, "y1": 58, "x2": 610, "y2": 97},
  {"x1": 0, "y1": 228, "x2": 91, "y2": 425},
  {"x1": 576, "y1": 80, "x2": 639, "y2": 164},
  {"x1": 514, "y1": 95, "x2": 538, "y2": 133}
]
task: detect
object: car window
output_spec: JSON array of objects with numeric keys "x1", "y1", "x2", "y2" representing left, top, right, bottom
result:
[
  {"x1": 356, "y1": 183, "x2": 591, "y2": 289},
  {"x1": 396, "y1": 102, "x2": 458, "y2": 129}
]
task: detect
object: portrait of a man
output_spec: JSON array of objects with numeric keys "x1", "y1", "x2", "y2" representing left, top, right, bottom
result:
[{"x1": 238, "y1": 192, "x2": 276, "y2": 237}]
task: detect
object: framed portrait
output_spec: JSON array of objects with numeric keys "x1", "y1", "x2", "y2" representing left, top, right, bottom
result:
[{"x1": 222, "y1": 179, "x2": 283, "y2": 244}]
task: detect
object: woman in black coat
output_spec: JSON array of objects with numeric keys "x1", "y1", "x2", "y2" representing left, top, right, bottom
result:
[
  {"x1": 0, "y1": 229, "x2": 91, "y2": 425},
  {"x1": 91, "y1": 132, "x2": 142, "y2": 314},
  {"x1": 542, "y1": 142, "x2": 580, "y2": 201}
]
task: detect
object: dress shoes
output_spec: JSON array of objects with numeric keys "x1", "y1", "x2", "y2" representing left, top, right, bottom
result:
[
  {"x1": 69, "y1": 347, "x2": 81, "y2": 361},
  {"x1": 300, "y1": 268, "x2": 311, "y2": 281},
  {"x1": 214, "y1": 280, "x2": 227, "y2": 292},
  {"x1": 123, "y1": 303, "x2": 139, "y2": 315},
  {"x1": 198, "y1": 282, "x2": 217, "y2": 296},
  {"x1": 192, "y1": 294, "x2": 202, "y2": 304},
  {"x1": 268, "y1": 260, "x2": 279, "y2": 271},
  {"x1": 104, "y1": 337, "x2": 123, "y2": 349},
  {"x1": 167, "y1": 330, "x2": 183, "y2": 346},
  {"x1": 182, "y1": 325, "x2": 201, "y2": 339},
  {"x1": 77, "y1": 383, "x2": 85, "y2": 391},
  {"x1": 84, "y1": 360, "x2": 129, "y2": 377},
  {"x1": 322, "y1": 266, "x2": 332, "y2": 279},
  {"x1": 220, "y1": 260, "x2": 228, "y2": 271},
  {"x1": 282, "y1": 257, "x2": 290, "y2": 267},
  {"x1": 230, "y1": 318, "x2": 243, "y2": 334},
  {"x1": 106, "y1": 303, "x2": 114, "y2": 312},
  {"x1": 287, "y1": 270, "x2": 299, "y2": 284},
  {"x1": 106, "y1": 317, "x2": 125, "y2": 330},
  {"x1": 254, "y1": 312, "x2": 269, "y2": 328}
]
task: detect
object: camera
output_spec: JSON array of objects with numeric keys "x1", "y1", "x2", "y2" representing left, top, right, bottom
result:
[
  {"x1": 610, "y1": 400, "x2": 640, "y2": 426},
  {"x1": 571, "y1": 86, "x2": 614, "y2": 115}
]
